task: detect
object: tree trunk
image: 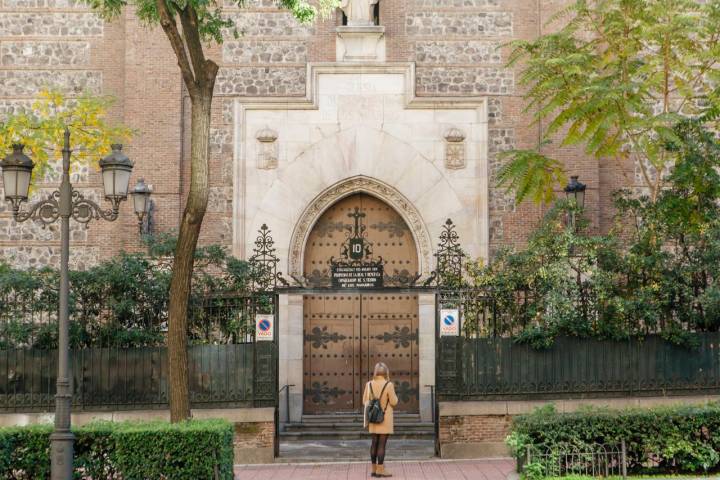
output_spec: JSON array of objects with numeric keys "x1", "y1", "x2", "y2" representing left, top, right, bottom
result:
[{"x1": 167, "y1": 90, "x2": 213, "y2": 422}]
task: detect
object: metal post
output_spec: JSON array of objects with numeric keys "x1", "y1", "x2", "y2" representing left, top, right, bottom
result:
[
  {"x1": 4, "y1": 127, "x2": 137, "y2": 478},
  {"x1": 621, "y1": 439, "x2": 627, "y2": 479},
  {"x1": 50, "y1": 128, "x2": 74, "y2": 480}
]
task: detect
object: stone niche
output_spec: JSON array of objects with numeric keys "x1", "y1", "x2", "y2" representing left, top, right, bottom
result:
[
  {"x1": 336, "y1": 25, "x2": 386, "y2": 62},
  {"x1": 255, "y1": 127, "x2": 278, "y2": 169}
]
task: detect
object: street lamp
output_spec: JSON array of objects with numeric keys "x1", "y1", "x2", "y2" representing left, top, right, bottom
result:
[
  {"x1": 0, "y1": 144, "x2": 34, "y2": 212},
  {"x1": 564, "y1": 175, "x2": 586, "y2": 209},
  {"x1": 0, "y1": 127, "x2": 149, "y2": 480},
  {"x1": 564, "y1": 175, "x2": 586, "y2": 232},
  {"x1": 130, "y1": 178, "x2": 152, "y2": 234}
]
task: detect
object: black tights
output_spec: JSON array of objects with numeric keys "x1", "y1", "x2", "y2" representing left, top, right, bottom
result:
[{"x1": 370, "y1": 434, "x2": 389, "y2": 465}]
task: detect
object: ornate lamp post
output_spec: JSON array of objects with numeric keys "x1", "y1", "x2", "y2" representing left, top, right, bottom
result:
[
  {"x1": 0, "y1": 127, "x2": 149, "y2": 480},
  {"x1": 564, "y1": 175, "x2": 586, "y2": 232},
  {"x1": 130, "y1": 178, "x2": 152, "y2": 234}
]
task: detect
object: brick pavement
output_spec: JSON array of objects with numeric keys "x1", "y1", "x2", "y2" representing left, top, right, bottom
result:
[{"x1": 235, "y1": 458, "x2": 517, "y2": 480}]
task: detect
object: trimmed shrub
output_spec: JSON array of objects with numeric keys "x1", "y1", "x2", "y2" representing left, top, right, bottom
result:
[
  {"x1": 112, "y1": 420, "x2": 234, "y2": 479},
  {"x1": 0, "y1": 419, "x2": 234, "y2": 480},
  {"x1": 507, "y1": 402, "x2": 720, "y2": 476},
  {"x1": 0, "y1": 424, "x2": 52, "y2": 479}
]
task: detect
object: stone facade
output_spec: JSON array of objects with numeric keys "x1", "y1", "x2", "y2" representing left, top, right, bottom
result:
[
  {"x1": 0, "y1": 0, "x2": 623, "y2": 274},
  {"x1": 216, "y1": 67, "x2": 306, "y2": 95},
  {"x1": 405, "y1": 12, "x2": 513, "y2": 37},
  {"x1": 0, "y1": 13, "x2": 103, "y2": 37},
  {"x1": 416, "y1": 67, "x2": 514, "y2": 94},
  {"x1": 415, "y1": 41, "x2": 502, "y2": 64},
  {"x1": 1, "y1": 41, "x2": 90, "y2": 66},
  {"x1": 223, "y1": 40, "x2": 307, "y2": 64}
]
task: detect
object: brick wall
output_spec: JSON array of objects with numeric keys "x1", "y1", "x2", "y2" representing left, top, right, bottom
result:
[
  {"x1": 0, "y1": 0, "x2": 124, "y2": 268},
  {"x1": 234, "y1": 420, "x2": 275, "y2": 449},
  {"x1": 440, "y1": 414, "x2": 511, "y2": 446},
  {"x1": 0, "y1": 0, "x2": 635, "y2": 267}
]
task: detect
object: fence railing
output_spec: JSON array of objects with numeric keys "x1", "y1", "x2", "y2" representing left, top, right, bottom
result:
[
  {"x1": 525, "y1": 442, "x2": 627, "y2": 479},
  {"x1": 437, "y1": 333, "x2": 720, "y2": 400},
  {"x1": 0, "y1": 343, "x2": 277, "y2": 412},
  {"x1": 0, "y1": 291, "x2": 279, "y2": 412}
]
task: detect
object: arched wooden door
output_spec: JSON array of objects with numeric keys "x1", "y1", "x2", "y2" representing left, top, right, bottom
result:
[{"x1": 302, "y1": 194, "x2": 420, "y2": 414}]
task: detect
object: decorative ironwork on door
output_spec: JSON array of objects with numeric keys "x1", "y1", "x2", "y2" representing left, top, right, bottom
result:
[
  {"x1": 301, "y1": 194, "x2": 421, "y2": 414},
  {"x1": 301, "y1": 193, "x2": 420, "y2": 288},
  {"x1": 302, "y1": 293, "x2": 419, "y2": 414}
]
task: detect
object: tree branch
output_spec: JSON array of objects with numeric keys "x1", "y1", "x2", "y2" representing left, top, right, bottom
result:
[
  {"x1": 178, "y1": 5, "x2": 220, "y2": 94},
  {"x1": 155, "y1": 0, "x2": 198, "y2": 96}
]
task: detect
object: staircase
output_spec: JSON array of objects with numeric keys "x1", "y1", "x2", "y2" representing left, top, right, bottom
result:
[
  {"x1": 278, "y1": 413, "x2": 436, "y2": 462},
  {"x1": 283, "y1": 413, "x2": 434, "y2": 440}
]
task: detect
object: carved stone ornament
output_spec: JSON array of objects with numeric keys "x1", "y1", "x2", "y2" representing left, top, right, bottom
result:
[
  {"x1": 256, "y1": 127, "x2": 278, "y2": 170},
  {"x1": 444, "y1": 127, "x2": 466, "y2": 170},
  {"x1": 289, "y1": 176, "x2": 432, "y2": 278}
]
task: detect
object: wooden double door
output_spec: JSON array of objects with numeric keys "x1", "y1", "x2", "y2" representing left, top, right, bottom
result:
[{"x1": 303, "y1": 293, "x2": 419, "y2": 414}]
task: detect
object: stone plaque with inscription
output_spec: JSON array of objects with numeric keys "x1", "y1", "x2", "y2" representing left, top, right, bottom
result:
[{"x1": 331, "y1": 264, "x2": 384, "y2": 288}]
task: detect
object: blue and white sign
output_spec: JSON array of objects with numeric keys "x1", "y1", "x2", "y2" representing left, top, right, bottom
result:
[
  {"x1": 255, "y1": 314, "x2": 274, "y2": 341},
  {"x1": 439, "y1": 308, "x2": 460, "y2": 337}
]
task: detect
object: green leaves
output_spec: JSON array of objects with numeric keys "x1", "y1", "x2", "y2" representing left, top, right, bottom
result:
[
  {"x1": 0, "y1": 90, "x2": 132, "y2": 187},
  {"x1": 476, "y1": 122, "x2": 720, "y2": 346},
  {"x1": 0, "y1": 235, "x2": 254, "y2": 348},
  {"x1": 496, "y1": 148, "x2": 567, "y2": 204},
  {"x1": 502, "y1": 0, "x2": 720, "y2": 204},
  {"x1": 0, "y1": 420, "x2": 234, "y2": 479},
  {"x1": 510, "y1": 403, "x2": 720, "y2": 475}
]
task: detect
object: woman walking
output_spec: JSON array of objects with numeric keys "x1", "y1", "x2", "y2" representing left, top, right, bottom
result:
[{"x1": 363, "y1": 362, "x2": 398, "y2": 477}]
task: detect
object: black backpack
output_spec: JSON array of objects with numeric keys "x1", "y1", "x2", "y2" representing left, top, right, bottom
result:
[{"x1": 366, "y1": 381, "x2": 389, "y2": 424}]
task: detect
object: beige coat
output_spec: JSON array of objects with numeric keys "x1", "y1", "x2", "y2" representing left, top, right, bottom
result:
[{"x1": 362, "y1": 376, "x2": 399, "y2": 434}]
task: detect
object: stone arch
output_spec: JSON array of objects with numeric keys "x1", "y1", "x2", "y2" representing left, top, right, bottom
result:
[{"x1": 288, "y1": 175, "x2": 433, "y2": 278}]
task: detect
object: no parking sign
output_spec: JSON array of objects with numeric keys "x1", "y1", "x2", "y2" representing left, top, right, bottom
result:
[
  {"x1": 439, "y1": 308, "x2": 460, "y2": 336},
  {"x1": 255, "y1": 314, "x2": 274, "y2": 341}
]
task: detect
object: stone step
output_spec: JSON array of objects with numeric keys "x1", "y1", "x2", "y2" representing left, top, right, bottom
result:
[
  {"x1": 280, "y1": 430, "x2": 435, "y2": 441},
  {"x1": 282, "y1": 413, "x2": 435, "y2": 441},
  {"x1": 277, "y1": 439, "x2": 437, "y2": 462},
  {"x1": 284, "y1": 422, "x2": 434, "y2": 433},
  {"x1": 300, "y1": 413, "x2": 422, "y2": 423}
]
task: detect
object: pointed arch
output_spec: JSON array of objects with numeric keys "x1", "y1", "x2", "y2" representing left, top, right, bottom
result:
[{"x1": 288, "y1": 175, "x2": 433, "y2": 278}]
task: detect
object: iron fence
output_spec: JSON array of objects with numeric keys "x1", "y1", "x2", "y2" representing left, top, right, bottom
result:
[
  {"x1": 0, "y1": 223, "x2": 286, "y2": 412},
  {"x1": 525, "y1": 442, "x2": 627, "y2": 478},
  {"x1": 437, "y1": 332, "x2": 720, "y2": 400},
  {"x1": 0, "y1": 292, "x2": 278, "y2": 412}
]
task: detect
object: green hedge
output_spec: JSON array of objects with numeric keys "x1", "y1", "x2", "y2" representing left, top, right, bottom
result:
[
  {"x1": 507, "y1": 402, "x2": 720, "y2": 476},
  {"x1": 0, "y1": 419, "x2": 234, "y2": 479}
]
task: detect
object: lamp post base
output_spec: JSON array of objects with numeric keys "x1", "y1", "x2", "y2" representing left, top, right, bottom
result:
[{"x1": 50, "y1": 430, "x2": 74, "y2": 480}]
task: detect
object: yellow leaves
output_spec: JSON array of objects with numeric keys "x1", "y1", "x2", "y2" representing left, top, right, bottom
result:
[{"x1": 0, "y1": 89, "x2": 133, "y2": 183}]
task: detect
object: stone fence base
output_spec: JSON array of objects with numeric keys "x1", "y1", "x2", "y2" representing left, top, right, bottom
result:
[
  {"x1": 0, "y1": 407, "x2": 275, "y2": 464},
  {"x1": 439, "y1": 395, "x2": 720, "y2": 459}
]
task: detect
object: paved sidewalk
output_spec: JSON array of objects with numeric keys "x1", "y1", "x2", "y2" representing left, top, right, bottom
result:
[{"x1": 235, "y1": 458, "x2": 516, "y2": 480}]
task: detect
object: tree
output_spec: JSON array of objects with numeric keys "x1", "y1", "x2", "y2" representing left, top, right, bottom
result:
[
  {"x1": 0, "y1": 90, "x2": 131, "y2": 180},
  {"x1": 87, "y1": 0, "x2": 336, "y2": 421},
  {"x1": 499, "y1": 0, "x2": 720, "y2": 204}
]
